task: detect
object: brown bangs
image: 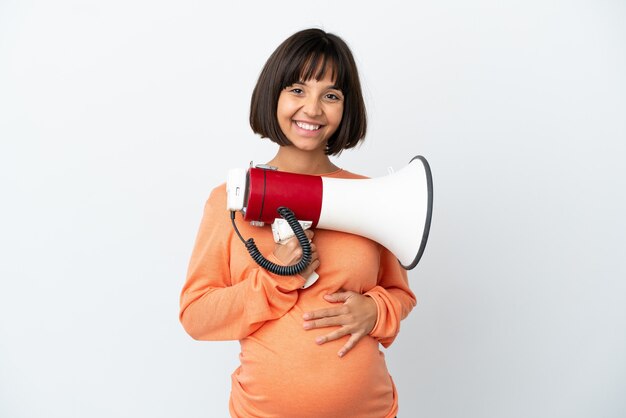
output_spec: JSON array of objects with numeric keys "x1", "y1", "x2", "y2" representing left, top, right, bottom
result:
[{"x1": 281, "y1": 49, "x2": 346, "y2": 93}]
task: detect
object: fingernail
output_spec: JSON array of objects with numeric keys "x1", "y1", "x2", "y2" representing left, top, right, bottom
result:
[
  {"x1": 303, "y1": 313, "x2": 310, "y2": 320},
  {"x1": 303, "y1": 322, "x2": 312, "y2": 330},
  {"x1": 338, "y1": 351, "x2": 345, "y2": 357},
  {"x1": 315, "y1": 337, "x2": 324, "y2": 344}
]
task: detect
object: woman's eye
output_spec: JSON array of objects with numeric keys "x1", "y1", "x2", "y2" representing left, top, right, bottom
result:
[
  {"x1": 326, "y1": 93, "x2": 341, "y2": 100},
  {"x1": 290, "y1": 88, "x2": 303, "y2": 94}
]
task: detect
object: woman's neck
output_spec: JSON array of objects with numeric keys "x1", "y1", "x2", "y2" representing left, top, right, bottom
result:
[{"x1": 266, "y1": 147, "x2": 340, "y2": 175}]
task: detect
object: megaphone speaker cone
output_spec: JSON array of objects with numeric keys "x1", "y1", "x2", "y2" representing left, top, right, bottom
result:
[{"x1": 317, "y1": 156, "x2": 433, "y2": 269}]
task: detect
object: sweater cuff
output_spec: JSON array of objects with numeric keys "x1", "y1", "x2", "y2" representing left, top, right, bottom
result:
[{"x1": 365, "y1": 291, "x2": 384, "y2": 337}]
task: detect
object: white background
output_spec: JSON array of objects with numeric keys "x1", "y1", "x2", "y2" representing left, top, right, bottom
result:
[{"x1": 1, "y1": 1, "x2": 625, "y2": 417}]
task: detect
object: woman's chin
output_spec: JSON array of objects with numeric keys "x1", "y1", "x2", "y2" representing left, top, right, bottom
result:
[{"x1": 286, "y1": 142, "x2": 326, "y2": 153}]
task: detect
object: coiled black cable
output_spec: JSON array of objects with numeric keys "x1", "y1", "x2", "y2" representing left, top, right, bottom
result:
[{"x1": 230, "y1": 207, "x2": 311, "y2": 276}]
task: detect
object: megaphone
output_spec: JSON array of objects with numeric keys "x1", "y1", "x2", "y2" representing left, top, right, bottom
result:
[{"x1": 226, "y1": 155, "x2": 433, "y2": 275}]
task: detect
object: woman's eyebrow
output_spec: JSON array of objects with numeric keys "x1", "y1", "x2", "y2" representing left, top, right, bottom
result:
[
  {"x1": 292, "y1": 80, "x2": 342, "y2": 92},
  {"x1": 296, "y1": 79, "x2": 340, "y2": 87}
]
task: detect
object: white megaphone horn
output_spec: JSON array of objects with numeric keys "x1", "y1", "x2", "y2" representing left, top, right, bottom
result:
[{"x1": 226, "y1": 155, "x2": 433, "y2": 274}]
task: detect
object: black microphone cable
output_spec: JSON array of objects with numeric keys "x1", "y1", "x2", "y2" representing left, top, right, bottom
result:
[{"x1": 230, "y1": 207, "x2": 311, "y2": 276}]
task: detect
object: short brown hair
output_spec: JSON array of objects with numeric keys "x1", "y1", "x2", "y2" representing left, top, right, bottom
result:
[{"x1": 250, "y1": 28, "x2": 367, "y2": 156}]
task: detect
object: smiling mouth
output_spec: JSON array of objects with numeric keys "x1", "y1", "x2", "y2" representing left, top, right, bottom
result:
[{"x1": 295, "y1": 121, "x2": 322, "y2": 131}]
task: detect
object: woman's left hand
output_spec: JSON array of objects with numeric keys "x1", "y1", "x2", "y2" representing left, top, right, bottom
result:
[{"x1": 302, "y1": 291, "x2": 378, "y2": 357}]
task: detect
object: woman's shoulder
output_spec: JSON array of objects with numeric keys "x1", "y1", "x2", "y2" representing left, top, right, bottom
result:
[
  {"x1": 203, "y1": 182, "x2": 227, "y2": 210},
  {"x1": 208, "y1": 182, "x2": 227, "y2": 197},
  {"x1": 324, "y1": 169, "x2": 370, "y2": 180}
]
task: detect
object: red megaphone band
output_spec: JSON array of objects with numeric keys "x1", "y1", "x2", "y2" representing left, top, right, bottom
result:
[{"x1": 244, "y1": 168, "x2": 324, "y2": 226}]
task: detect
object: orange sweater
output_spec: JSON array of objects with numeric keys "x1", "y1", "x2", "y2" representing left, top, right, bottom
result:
[{"x1": 180, "y1": 169, "x2": 416, "y2": 418}]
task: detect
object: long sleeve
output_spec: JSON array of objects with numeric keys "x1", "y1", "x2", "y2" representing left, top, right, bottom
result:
[
  {"x1": 365, "y1": 247, "x2": 417, "y2": 347},
  {"x1": 179, "y1": 185, "x2": 305, "y2": 341}
]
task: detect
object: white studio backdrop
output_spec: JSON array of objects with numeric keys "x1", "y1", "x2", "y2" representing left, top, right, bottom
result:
[{"x1": 1, "y1": 1, "x2": 625, "y2": 417}]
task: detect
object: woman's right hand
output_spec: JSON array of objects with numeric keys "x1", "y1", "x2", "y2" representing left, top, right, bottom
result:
[{"x1": 272, "y1": 230, "x2": 320, "y2": 278}]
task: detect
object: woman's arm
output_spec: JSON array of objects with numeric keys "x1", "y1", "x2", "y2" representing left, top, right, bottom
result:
[
  {"x1": 302, "y1": 246, "x2": 417, "y2": 355},
  {"x1": 365, "y1": 247, "x2": 417, "y2": 347},
  {"x1": 179, "y1": 186, "x2": 308, "y2": 341}
]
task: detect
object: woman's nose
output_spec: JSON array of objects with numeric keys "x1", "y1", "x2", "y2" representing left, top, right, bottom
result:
[{"x1": 302, "y1": 97, "x2": 322, "y2": 117}]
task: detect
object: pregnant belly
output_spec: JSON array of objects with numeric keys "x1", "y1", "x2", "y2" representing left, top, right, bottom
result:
[{"x1": 230, "y1": 310, "x2": 397, "y2": 418}]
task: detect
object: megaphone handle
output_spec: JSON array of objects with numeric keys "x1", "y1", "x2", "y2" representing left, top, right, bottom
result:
[
  {"x1": 230, "y1": 207, "x2": 312, "y2": 276},
  {"x1": 272, "y1": 218, "x2": 313, "y2": 243},
  {"x1": 271, "y1": 218, "x2": 319, "y2": 289}
]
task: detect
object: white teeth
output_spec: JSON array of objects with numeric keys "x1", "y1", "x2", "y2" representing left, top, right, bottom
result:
[{"x1": 295, "y1": 121, "x2": 320, "y2": 131}]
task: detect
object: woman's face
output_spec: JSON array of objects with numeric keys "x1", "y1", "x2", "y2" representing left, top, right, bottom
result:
[{"x1": 276, "y1": 71, "x2": 344, "y2": 154}]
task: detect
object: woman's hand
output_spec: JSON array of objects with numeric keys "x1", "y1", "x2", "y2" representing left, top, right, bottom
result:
[
  {"x1": 302, "y1": 291, "x2": 378, "y2": 357},
  {"x1": 272, "y1": 230, "x2": 319, "y2": 279}
]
